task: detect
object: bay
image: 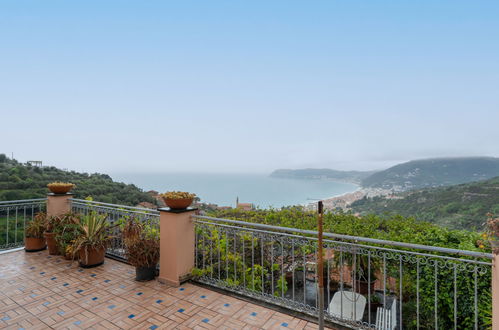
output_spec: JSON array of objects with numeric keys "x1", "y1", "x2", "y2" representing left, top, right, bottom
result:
[{"x1": 110, "y1": 172, "x2": 358, "y2": 208}]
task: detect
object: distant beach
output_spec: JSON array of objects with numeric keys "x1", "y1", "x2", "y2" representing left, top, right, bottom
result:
[{"x1": 308, "y1": 187, "x2": 392, "y2": 211}]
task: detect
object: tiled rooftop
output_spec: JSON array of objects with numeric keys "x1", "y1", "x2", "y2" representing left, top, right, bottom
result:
[{"x1": 0, "y1": 250, "x2": 330, "y2": 329}]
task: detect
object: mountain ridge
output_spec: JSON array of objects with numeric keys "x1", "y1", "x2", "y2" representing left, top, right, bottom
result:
[
  {"x1": 272, "y1": 157, "x2": 499, "y2": 191},
  {"x1": 270, "y1": 168, "x2": 375, "y2": 184},
  {"x1": 350, "y1": 175, "x2": 499, "y2": 230},
  {"x1": 361, "y1": 157, "x2": 499, "y2": 191}
]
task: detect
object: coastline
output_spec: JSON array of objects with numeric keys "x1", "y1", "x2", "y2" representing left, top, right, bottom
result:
[
  {"x1": 307, "y1": 186, "x2": 392, "y2": 211},
  {"x1": 112, "y1": 172, "x2": 358, "y2": 208}
]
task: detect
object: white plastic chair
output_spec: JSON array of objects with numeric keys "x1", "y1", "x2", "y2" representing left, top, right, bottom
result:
[
  {"x1": 327, "y1": 290, "x2": 366, "y2": 322},
  {"x1": 375, "y1": 299, "x2": 397, "y2": 330}
]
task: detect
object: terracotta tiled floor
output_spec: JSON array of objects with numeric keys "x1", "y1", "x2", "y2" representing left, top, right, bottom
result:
[{"x1": 0, "y1": 250, "x2": 331, "y2": 330}]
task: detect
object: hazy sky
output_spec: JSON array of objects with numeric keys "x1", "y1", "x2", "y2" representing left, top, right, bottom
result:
[{"x1": 1, "y1": 1, "x2": 498, "y2": 174}]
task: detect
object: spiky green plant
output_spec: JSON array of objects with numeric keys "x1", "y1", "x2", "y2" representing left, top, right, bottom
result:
[{"x1": 72, "y1": 212, "x2": 112, "y2": 256}]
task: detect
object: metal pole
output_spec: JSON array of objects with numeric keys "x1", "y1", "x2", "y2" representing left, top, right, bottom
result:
[
  {"x1": 318, "y1": 201, "x2": 325, "y2": 330},
  {"x1": 492, "y1": 252, "x2": 499, "y2": 330}
]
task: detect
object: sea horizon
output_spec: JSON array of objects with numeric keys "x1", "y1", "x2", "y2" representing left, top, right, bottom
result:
[{"x1": 110, "y1": 172, "x2": 358, "y2": 208}]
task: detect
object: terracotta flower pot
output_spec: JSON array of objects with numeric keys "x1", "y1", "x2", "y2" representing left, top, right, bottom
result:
[
  {"x1": 44, "y1": 232, "x2": 60, "y2": 255},
  {"x1": 79, "y1": 247, "x2": 106, "y2": 268},
  {"x1": 25, "y1": 237, "x2": 46, "y2": 252},
  {"x1": 163, "y1": 198, "x2": 193, "y2": 210},
  {"x1": 48, "y1": 186, "x2": 73, "y2": 194}
]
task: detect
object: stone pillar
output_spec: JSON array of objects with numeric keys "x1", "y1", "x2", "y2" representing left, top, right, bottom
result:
[
  {"x1": 46, "y1": 193, "x2": 72, "y2": 218},
  {"x1": 493, "y1": 252, "x2": 499, "y2": 330},
  {"x1": 158, "y1": 207, "x2": 197, "y2": 287}
]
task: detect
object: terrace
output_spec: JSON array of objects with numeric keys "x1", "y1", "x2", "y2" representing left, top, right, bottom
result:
[
  {"x1": 0, "y1": 250, "x2": 323, "y2": 329},
  {"x1": 0, "y1": 195, "x2": 497, "y2": 329}
]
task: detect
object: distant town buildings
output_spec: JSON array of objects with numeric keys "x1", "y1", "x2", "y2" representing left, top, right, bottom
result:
[
  {"x1": 237, "y1": 203, "x2": 254, "y2": 211},
  {"x1": 306, "y1": 187, "x2": 393, "y2": 212},
  {"x1": 236, "y1": 196, "x2": 254, "y2": 210},
  {"x1": 146, "y1": 190, "x2": 166, "y2": 207},
  {"x1": 136, "y1": 201, "x2": 157, "y2": 209}
]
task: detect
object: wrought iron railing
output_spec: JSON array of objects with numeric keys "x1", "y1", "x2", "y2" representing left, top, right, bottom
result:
[
  {"x1": 70, "y1": 199, "x2": 160, "y2": 261},
  {"x1": 192, "y1": 215, "x2": 493, "y2": 329},
  {"x1": 0, "y1": 199, "x2": 46, "y2": 251}
]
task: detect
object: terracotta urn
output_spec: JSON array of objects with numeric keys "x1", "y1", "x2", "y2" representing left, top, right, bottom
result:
[
  {"x1": 25, "y1": 237, "x2": 46, "y2": 252},
  {"x1": 44, "y1": 232, "x2": 60, "y2": 255},
  {"x1": 163, "y1": 198, "x2": 193, "y2": 210},
  {"x1": 79, "y1": 247, "x2": 106, "y2": 268}
]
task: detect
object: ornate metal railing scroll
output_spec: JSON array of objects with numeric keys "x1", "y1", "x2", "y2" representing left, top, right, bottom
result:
[{"x1": 192, "y1": 215, "x2": 493, "y2": 329}]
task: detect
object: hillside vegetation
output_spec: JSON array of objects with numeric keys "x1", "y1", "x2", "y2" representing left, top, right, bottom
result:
[
  {"x1": 351, "y1": 176, "x2": 499, "y2": 230},
  {"x1": 270, "y1": 168, "x2": 375, "y2": 184},
  {"x1": 361, "y1": 157, "x2": 499, "y2": 191},
  {"x1": 207, "y1": 207, "x2": 490, "y2": 329},
  {"x1": 209, "y1": 207, "x2": 484, "y2": 250},
  {"x1": 0, "y1": 154, "x2": 155, "y2": 206}
]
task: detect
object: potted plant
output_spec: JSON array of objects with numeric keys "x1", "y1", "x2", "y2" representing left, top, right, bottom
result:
[
  {"x1": 72, "y1": 213, "x2": 112, "y2": 267},
  {"x1": 160, "y1": 191, "x2": 196, "y2": 210},
  {"x1": 64, "y1": 244, "x2": 76, "y2": 260},
  {"x1": 47, "y1": 182, "x2": 75, "y2": 194},
  {"x1": 44, "y1": 215, "x2": 61, "y2": 255},
  {"x1": 54, "y1": 213, "x2": 82, "y2": 260},
  {"x1": 122, "y1": 218, "x2": 160, "y2": 281},
  {"x1": 25, "y1": 212, "x2": 47, "y2": 252}
]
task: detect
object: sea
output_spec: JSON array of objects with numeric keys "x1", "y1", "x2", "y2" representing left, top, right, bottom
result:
[{"x1": 110, "y1": 173, "x2": 358, "y2": 208}]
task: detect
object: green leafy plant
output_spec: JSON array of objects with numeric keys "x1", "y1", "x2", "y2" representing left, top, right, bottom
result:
[
  {"x1": 72, "y1": 212, "x2": 112, "y2": 254},
  {"x1": 245, "y1": 264, "x2": 267, "y2": 292},
  {"x1": 275, "y1": 275, "x2": 288, "y2": 297},
  {"x1": 45, "y1": 215, "x2": 61, "y2": 233},
  {"x1": 25, "y1": 212, "x2": 46, "y2": 239},
  {"x1": 54, "y1": 213, "x2": 83, "y2": 256},
  {"x1": 122, "y1": 218, "x2": 160, "y2": 268},
  {"x1": 479, "y1": 290, "x2": 492, "y2": 330}
]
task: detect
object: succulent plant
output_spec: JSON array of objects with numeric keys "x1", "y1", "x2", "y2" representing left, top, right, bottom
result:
[
  {"x1": 72, "y1": 213, "x2": 112, "y2": 252},
  {"x1": 160, "y1": 191, "x2": 196, "y2": 200},
  {"x1": 47, "y1": 182, "x2": 75, "y2": 189},
  {"x1": 47, "y1": 182, "x2": 75, "y2": 194}
]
